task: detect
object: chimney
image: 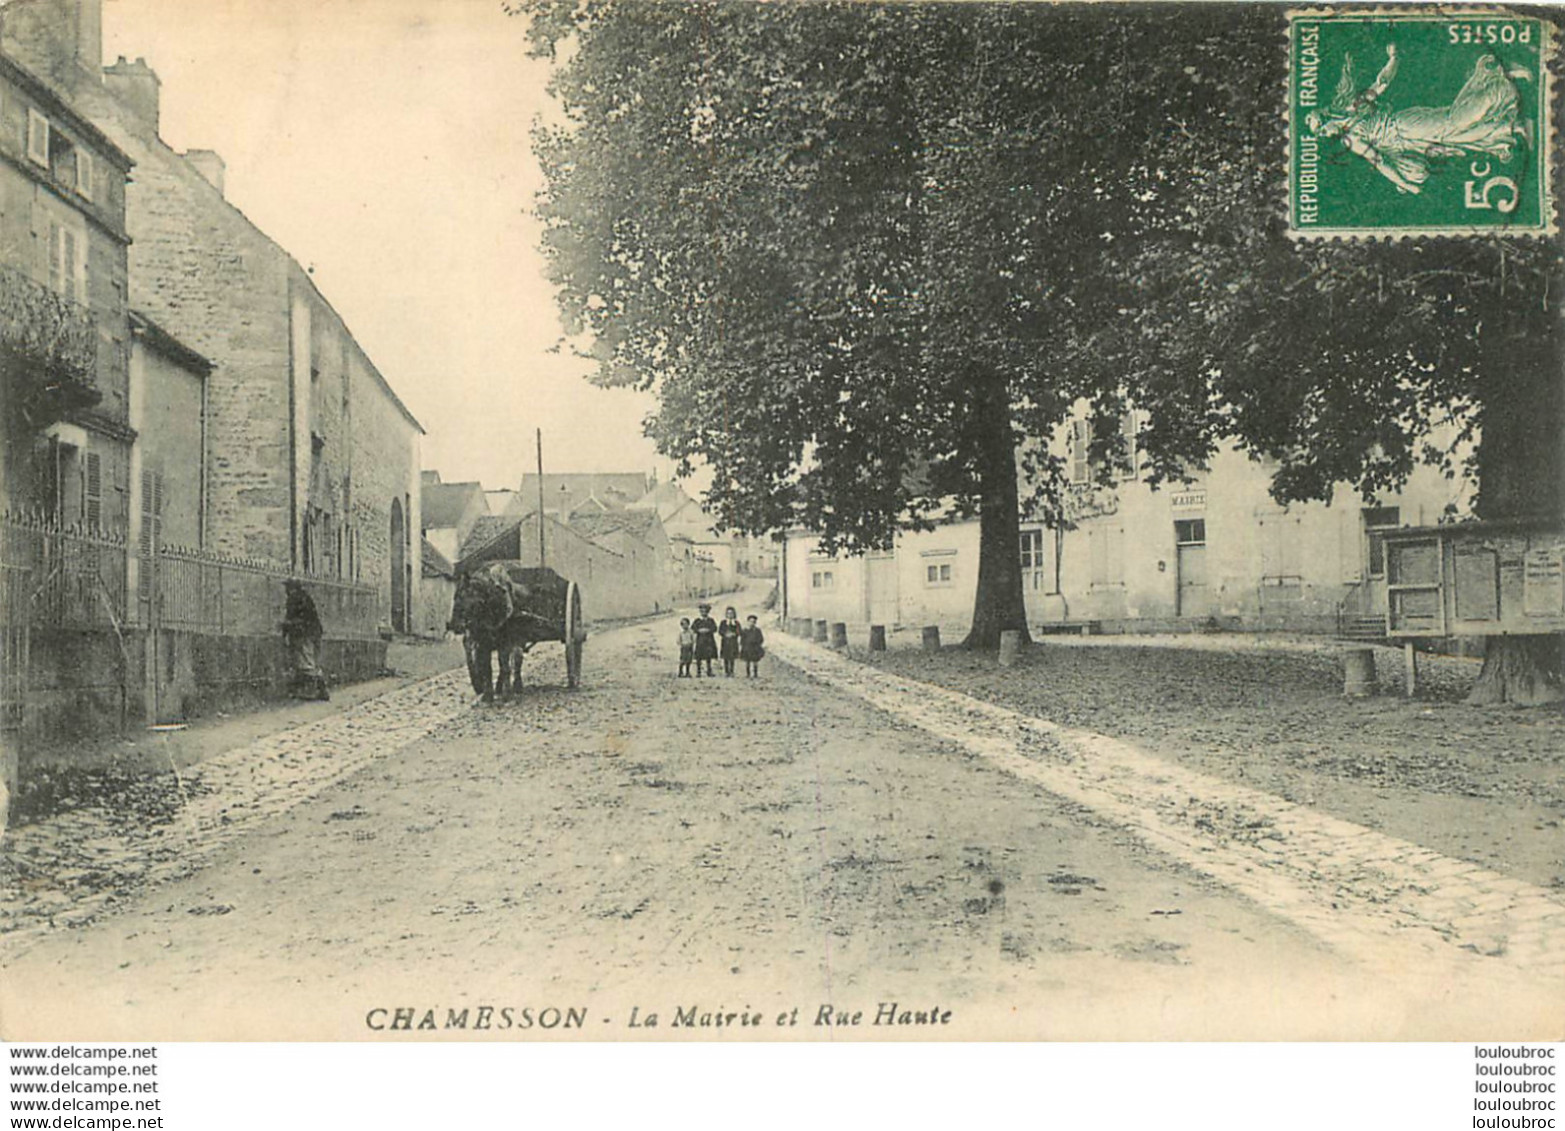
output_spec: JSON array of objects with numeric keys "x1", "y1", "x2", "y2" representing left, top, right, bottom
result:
[
  {"x1": 2, "y1": 0, "x2": 101, "y2": 90},
  {"x1": 103, "y1": 56, "x2": 161, "y2": 136},
  {"x1": 183, "y1": 149, "x2": 225, "y2": 197}
]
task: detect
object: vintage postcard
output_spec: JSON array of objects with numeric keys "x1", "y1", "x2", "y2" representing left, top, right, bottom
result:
[{"x1": 0, "y1": 0, "x2": 1561, "y2": 1061}]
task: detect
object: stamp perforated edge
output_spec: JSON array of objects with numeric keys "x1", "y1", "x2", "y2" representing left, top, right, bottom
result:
[{"x1": 1284, "y1": 6, "x2": 1559, "y2": 242}]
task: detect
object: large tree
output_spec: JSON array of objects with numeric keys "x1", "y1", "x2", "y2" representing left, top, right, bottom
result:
[{"x1": 522, "y1": 1, "x2": 1252, "y2": 649}]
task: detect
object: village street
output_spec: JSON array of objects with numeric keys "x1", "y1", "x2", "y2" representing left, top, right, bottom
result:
[{"x1": 1, "y1": 610, "x2": 1561, "y2": 1041}]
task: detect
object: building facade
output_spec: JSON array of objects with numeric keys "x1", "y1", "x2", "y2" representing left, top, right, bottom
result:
[
  {"x1": 783, "y1": 425, "x2": 1469, "y2": 638},
  {"x1": 4, "y1": 0, "x2": 426, "y2": 635},
  {"x1": 0, "y1": 48, "x2": 132, "y2": 529}
]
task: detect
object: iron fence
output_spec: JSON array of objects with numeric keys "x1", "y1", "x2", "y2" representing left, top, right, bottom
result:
[
  {"x1": 0, "y1": 516, "x2": 380, "y2": 640},
  {"x1": 156, "y1": 544, "x2": 381, "y2": 641},
  {"x1": 1, "y1": 563, "x2": 29, "y2": 733}
]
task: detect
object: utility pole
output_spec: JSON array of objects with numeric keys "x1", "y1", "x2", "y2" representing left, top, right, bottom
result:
[{"x1": 535, "y1": 428, "x2": 546, "y2": 569}]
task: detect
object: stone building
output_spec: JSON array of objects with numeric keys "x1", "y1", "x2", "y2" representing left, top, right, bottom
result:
[
  {"x1": 0, "y1": 46, "x2": 132, "y2": 527},
  {"x1": 3, "y1": 0, "x2": 426, "y2": 634},
  {"x1": 783, "y1": 414, "x2": 1468, "y2": 639},
  {"x1": 421, "y1": 471, "x2": 488, "y2": 565}
]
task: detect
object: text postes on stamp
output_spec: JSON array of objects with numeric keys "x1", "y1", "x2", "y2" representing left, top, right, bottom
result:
[{"x1": 1288, "y1": 9, "x2": 1553, "y2": 238}]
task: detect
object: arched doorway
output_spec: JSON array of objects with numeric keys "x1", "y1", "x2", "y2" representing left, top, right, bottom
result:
[{"x1": 390, "y1": 498, "x2": 406, "y2": 633}]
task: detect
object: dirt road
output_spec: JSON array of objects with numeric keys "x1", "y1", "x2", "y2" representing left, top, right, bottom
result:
[{"x1": 0, "y1": 617, "x2": 1551, "y2": 1040}]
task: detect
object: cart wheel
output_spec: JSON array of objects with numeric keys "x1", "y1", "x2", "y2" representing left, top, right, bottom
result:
[{"x1": 564, "y1": 581, "x2": 585, "y2": 688}]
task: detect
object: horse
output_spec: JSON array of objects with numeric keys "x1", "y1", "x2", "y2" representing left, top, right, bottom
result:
[{"x1": 448, "y1": 564, "x2": 529, "y2": 699}]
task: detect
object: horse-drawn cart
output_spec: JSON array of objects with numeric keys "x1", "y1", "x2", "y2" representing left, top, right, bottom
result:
[{"x1": 448, "y1": 563, "x2": 587, "y2": 697}]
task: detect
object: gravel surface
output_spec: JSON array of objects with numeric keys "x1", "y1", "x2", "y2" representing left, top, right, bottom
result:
[
  {"x1": 0, "y1": 616, "x2": 1422, "y2": 1042},
  {"x1": 866, "y1": 638, "x2": 1565, "y2": 889}
]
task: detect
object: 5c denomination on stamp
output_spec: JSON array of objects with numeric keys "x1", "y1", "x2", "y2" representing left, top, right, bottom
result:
[{"x1": 1288, "y1": 8, "x2": 1554, "y2": 238}]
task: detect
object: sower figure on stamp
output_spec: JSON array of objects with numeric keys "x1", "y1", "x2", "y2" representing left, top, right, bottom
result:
[
  {"x1": 282, "y1": 579, "x2": 329, "y2": 701},
  {"x1": 691, "y1": 603, "x2": 718, "y2": 677},
  {"x1": 1309, "y1": 45, "x2": 1533, "y2": 196}
]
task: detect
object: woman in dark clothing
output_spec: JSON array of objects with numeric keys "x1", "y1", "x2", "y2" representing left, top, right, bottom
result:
[
  {"x1": 718, "y1": 606, "x2": 742, "y2": 677},
  {"x1": 282, "y1": 579, "x2": 329, "y2": 701},
  {"x1": 691, "y1": 603, "x2": 719, "y2": 677}
]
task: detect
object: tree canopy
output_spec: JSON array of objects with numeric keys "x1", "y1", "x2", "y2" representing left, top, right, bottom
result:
[{"x1": 521, "y1": 1, "x2": 1562, "y2": 652}]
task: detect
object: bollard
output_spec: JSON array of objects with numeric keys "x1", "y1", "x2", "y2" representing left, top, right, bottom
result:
[
  {"x1": 813, "y1": 619, "x2": 829, "y2": 643},
  {"x1": 998, "y1": 629, "x2": 1022, "y2": 668},
  {"x1": 829, "y1": 622, "x2": 848, "y2": 649},
  {"x1": 921, "y1": 625, "x2": 941, "y2": 651},
  {"x1": 1343, "y1": 648, "x2": 1376, "y2": 697},
  {"x1": 869, "y1": 625, "x2": 887, "y2": 652},
  {"x1": 789, "y1": 618, "x2": 804, "y2": 637}
]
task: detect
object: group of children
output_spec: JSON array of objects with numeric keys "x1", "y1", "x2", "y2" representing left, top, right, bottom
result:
[{"x1": 677, "y1": 603, "x2": 765, "y2": 678}]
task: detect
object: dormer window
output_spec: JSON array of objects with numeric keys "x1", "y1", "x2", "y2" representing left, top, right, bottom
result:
[{"x1": 26, "y1": 109, "x2": 96, "y2": 200}]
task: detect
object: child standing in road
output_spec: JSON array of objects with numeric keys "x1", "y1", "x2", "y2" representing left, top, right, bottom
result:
[
  {"x1": 739, "y1": 615, "x2": 765, "y2": 678},
  {"x1": 677, "y1": 617, "x2": 695, "y2": 678},
  {"x1": 718, "y1": 606, "x2": 742, "y2": 677},
  {"x1": 691, "y1": 604, "x2": 718, "y2": 677}
]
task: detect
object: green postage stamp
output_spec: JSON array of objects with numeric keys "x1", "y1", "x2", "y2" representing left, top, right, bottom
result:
[{"x1": 1288, "y1": 8, "x2": 1554, "y2": 238}]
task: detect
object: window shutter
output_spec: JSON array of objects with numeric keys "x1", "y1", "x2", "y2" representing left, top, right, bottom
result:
[
  {"x1": 77, "y1": 151, "x2": 94, "y2": 200},
  {"x1": 48, "y1": 223, "x2": 62, "y2": 294},
  {"x1": 84, "y1": 452, "x2": 102, "y2": 530},
  {"x1": 26, "y1": 109, "x2": 48, "y2": 166},
  {"x1": 63, "y1": 228, "x2": 79, "y2": 302},
  {"x1": 1121, "y1": 410, "x2": 1140, "y2": 480},
  {"x1": 1070, "y1": 419, "x2": 1091, "y2": 484}
]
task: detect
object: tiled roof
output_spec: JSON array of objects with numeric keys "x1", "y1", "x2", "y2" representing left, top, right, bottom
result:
[
  {"x1": 423, "y1": 481, "x2": 485, "y2": 530},
  {"x1": 421, "y1": 537, "x2": 454, "y2": 578}
]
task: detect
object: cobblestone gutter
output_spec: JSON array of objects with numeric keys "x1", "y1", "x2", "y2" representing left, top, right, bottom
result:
[
  {"x1": 0, "y1": 669, "x2": 472, "y2": 956},
  {"x1": 768, "y1": 633, "x2": 1565, "y2": 985}
]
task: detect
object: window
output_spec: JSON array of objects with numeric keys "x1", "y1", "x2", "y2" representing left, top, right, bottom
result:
[
  {"x1": 26, "y1": 108, "x2": 48, "y2": 166},
  {"x1": 1021, "y1": 529, "x2": 1061, "y2": 592},
  {"x1": 1363, "y1": 506, "x2": 1400, "y2": 578},
  {"x1": 925, "y1": 562, "x2": 952, "y2": 587},
  {"x1": 811, "y1": 569, "x2": 834, "y2": 590},
  {"x1": 1069, "y1": 419, "x2": 1091, "y2": 485},
  {"x1": 1174, "y1": 518, "x2": 1206, "y2": 545},
  {"x1": 1020, "y1": 529, "x2": 1044, "y2": 590}
]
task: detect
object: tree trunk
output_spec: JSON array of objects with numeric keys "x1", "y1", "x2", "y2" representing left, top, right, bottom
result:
[
  {"x1": 1466, "y1": 325, "x2": 1564, "y2": 706},
  {"x1": 962, "y1": 389, "x2": 1032, "y2": 652},
  {"x1": 1467, "y1": 635, "x2": 1563, "y2": 706}
]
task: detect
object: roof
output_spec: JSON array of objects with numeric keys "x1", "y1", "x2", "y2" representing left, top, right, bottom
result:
[
  {"x1": 631, "y1": 480, "x2": 700, "y2": 523},
  {"x1": 129, "y1": 311, "x2": 212, "y2": 376},
  {"x1": 422, "y1": 480, "x2": 486, "y2": 530},
  {"x1": 519, "y1": 473, "x2": 650, "y2": 518},
  {"x1": 460, "y1": 513, "x2": 527, "y2": 561},
  {"x1": 568, "y1": 509, "x2": 662, "y2": 543},
  {"x1": 421, "y1": 537, "x2": 454, "y2": 579}
]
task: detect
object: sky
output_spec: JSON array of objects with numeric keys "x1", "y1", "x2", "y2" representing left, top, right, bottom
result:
[{"x1": 101, "y1": 0, "x2": 674, "y2": 492}]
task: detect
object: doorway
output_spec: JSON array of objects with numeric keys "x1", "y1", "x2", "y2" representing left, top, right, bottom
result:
[{"x1": 1174, "y1": 517, "x2": 1208, "y2": 618}]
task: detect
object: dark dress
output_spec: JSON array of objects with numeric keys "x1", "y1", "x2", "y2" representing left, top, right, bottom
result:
[
  {"x1": 691, "y1": 616, "x2": 719, "y2": 661},
  {"x1": 718, "y1": 618, "x2": 742, "y2": 661},
  {"x1": 739, "y1": 626, "x2": 765, "y2": 663}
]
